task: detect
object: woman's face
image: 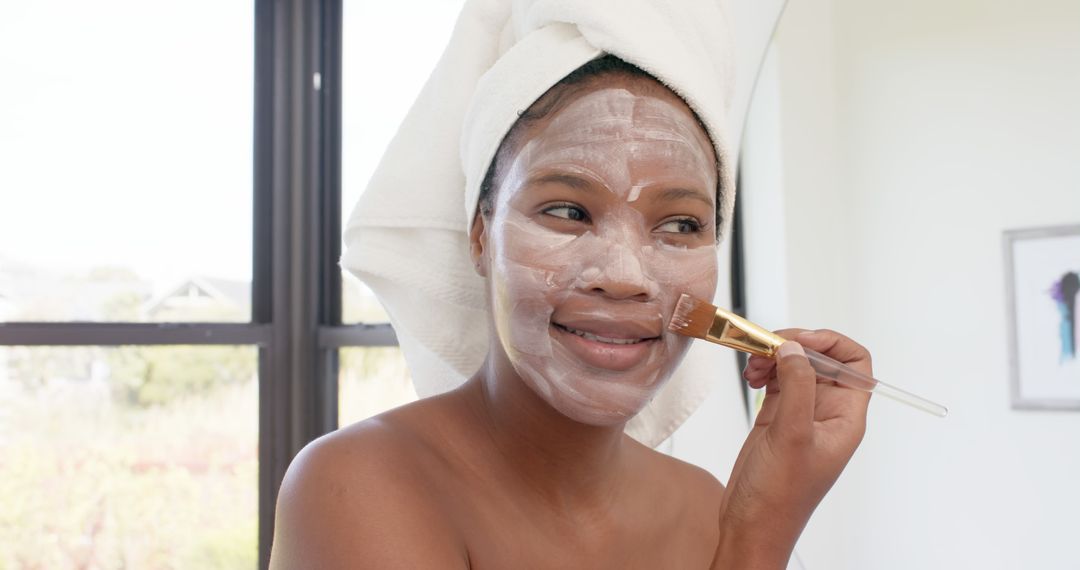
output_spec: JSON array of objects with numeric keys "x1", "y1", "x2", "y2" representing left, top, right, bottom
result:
[{"x1": 475, "y1": 77, "x2": 720, "y2": 426}]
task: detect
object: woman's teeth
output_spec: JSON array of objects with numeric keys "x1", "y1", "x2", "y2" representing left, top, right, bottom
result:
[{"x1": 560, "y1": 325, "x2": 647, "y2": 345}]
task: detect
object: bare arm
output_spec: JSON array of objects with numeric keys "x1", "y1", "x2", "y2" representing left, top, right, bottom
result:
[
  {"x1": 712, "y1": 329, "x2": 873, "y2": 569},
  {"x1": 269, "y1": 427, "x2": 469, "y2": 569}
]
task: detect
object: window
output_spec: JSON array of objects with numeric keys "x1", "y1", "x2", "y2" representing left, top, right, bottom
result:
[
  {"x1": 338, "y1": 347, "x2": 415, "y2": 426},
  {"x1": 0, "y1": 1, "x2": 464, "y2": 565},
  {"x1": 0, "y1": 1, "x2": 261, "y2": 566},
  {"x1": 0, "y1": 346, "x2": 258, "y2": 568},
  {"x1": 0, "y1": 0, "x2": 253, "y2": 325}
]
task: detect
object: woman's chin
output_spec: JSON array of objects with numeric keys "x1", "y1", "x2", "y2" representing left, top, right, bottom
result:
[{"x1": 517, "y1": 365, "x2": 675, "y2": 428}]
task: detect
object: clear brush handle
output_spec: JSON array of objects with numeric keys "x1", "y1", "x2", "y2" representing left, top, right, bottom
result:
[{"x1": 801, "y1": 347, "x2": 948, "y2": 417}]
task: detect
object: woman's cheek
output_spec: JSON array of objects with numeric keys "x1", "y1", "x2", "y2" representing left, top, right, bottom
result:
[
  {"x1": 499, "y1": 269, "x2": 559, "y2": 356},
  {"x1": 647, "y1": 244, "x2": 719, "y2": 303},
  {"x1": 493, "y1": 219, "x2": 582, "y2": 296}
]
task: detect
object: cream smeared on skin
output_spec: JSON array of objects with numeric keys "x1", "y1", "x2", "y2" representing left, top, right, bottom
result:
[{"x1": 485, "y1": 87, "x2": 719, "y2": 426}]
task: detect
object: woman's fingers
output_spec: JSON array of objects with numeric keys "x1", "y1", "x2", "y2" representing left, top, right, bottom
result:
[
  {"x1": 745, "y1": 358, "x2": 774, "y2": 370},
  {"x1": 742, "y1": 360, "x2": 770, "y2": 378},
  {"x1": 742, "y1": 354, "x2": 777, "y2": 386},
  {"x1": 794, "y1": 329, "x2": 872, "y2": 372},
  {"x1": 772, "y1": 341, "x2": 817, "y2": 436},
  {"x1": 742, "y1": 329, "x2": 873, "y2": 406},
  {"x1": 742, "y1": 329, "x2": 810, "y2": 381}
]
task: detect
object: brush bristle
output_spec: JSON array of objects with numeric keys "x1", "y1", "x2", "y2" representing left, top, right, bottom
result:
[{"x1": 668, "y1": 294, "x2": 718, "y2": 339}]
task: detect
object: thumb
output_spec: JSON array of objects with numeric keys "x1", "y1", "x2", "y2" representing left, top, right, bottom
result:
[{"x1": 773, "y1": 341, "x2": 817, "y2": 437}]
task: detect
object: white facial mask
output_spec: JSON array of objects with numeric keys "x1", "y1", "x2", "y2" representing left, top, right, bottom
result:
[{"x1": 485, "y1": 86, "x2": 719, "y2": 426}]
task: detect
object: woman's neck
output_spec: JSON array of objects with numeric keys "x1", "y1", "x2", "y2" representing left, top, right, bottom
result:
[{"x1": 459, "y1": 355, "x2": 634, "y2": 513}]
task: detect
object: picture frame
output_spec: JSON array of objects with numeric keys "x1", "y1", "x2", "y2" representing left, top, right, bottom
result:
[{"x1": 1004, "y1": 224, "x2": 1080, "y2": 410}]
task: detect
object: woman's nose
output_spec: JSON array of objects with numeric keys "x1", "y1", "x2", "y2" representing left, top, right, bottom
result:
[{"x1": 582, "y1": 242, "x2": 658, "y2": 301}]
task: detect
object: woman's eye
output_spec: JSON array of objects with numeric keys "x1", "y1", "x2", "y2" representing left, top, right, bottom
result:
[
  {"x1": 543, "y1": 204, "x2": 589, "y2": 222},
  {"x1": 656, "y1": 217, "x2": 704, "y2": 234}
]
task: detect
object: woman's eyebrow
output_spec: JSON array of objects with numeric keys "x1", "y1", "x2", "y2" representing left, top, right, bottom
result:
[
  {"x1": 651, "y1": 187, "x2": 714, "y2": 208},
  {"x1": 526, "y1": 174, "x2": 712, "y2": 208},
  {"x1": 526, "y1": 173, "x2": 598, "y2": 192}
]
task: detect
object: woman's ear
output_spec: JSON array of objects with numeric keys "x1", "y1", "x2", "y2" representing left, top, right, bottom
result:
[{"x1": 468, "y1": 212, "x2": 489, "y2": 277}]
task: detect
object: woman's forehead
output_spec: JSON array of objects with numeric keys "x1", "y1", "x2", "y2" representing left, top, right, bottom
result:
[
  {"x1": 547, "y1": 89, "x2": 708, "y2": 145},
  {"x1": 520, "y1": 76, "x2": 715, "y2": 155},
  {"x1": 507, "y1": 83, "x2": 718, "y2": 197}
]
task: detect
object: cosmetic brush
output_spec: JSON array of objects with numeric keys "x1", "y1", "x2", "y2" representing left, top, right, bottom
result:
[{"x1": 669, "y1": 294, "x2": 948, "y2": 417}]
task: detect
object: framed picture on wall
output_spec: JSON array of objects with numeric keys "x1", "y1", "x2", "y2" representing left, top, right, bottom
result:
[{"x1": 1004, "y1": 224, "x2": 1080, "y2": 410}]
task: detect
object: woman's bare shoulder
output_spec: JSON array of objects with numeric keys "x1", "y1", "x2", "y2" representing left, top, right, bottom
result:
[
  {"x1": 627, "y1": 438, "x2": 726, "y2": 529},
  {"x1": 269, "y1": 397, "x2": 469, "y2": 569},
  {"x1": 663, "y1": 452, "x2": 726, "y2": 501},
  {"x1": 628, "y1": 436, "x2": 725, "y2": 490}
]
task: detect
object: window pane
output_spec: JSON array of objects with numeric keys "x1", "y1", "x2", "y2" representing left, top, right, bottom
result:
[
  {"x1": 0, "y1": 346, "x2": 258, "y2": 568},
  {"x1": 338, "y1": 347, "x2": 417, "y2": 427},
  {"x1": 343, "y1": 273, "x2": 392, "y2": 323},
  {"x1": 340, "y1": 0, "x2": 467, "y2": 323},
  {"x1": 0, "y1": 1, "x2": 254, "y2": 323}
]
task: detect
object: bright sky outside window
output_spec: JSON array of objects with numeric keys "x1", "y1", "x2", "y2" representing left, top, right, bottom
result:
[{"x1": 0, "y1": 0, "x2": 253, "y2": 324}]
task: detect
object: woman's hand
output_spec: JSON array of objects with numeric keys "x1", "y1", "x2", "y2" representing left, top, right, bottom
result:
[{"x1": 713, "y1": 329, "x2": 873, "y2": 569}]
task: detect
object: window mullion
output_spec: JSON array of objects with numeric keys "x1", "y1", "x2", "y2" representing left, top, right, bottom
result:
[
  {"x1": 254, "y1": 0, "x2": 339, "y2": 566},
  {"x1": 315, "y1": 0, "x2": 344, "y2": 440}
]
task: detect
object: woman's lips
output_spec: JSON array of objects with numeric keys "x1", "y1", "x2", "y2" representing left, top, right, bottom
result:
[{"x1": 551, "y1": 322, "x2": 661, "y2": 372}]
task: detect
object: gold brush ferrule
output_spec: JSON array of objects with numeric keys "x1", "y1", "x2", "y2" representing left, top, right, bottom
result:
[{"x1": 705, "y1": 307, "x2": 788, "y2": 358}]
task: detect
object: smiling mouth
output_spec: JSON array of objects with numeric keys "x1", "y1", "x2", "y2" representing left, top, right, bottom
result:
[{"x1": 552, "y1": 322, "x2": 660, "y2": 345}]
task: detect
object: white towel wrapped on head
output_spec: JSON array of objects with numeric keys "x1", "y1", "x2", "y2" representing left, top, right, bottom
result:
[{"x1": 342, "y1": 0, "x2": 738, "y2": 447}]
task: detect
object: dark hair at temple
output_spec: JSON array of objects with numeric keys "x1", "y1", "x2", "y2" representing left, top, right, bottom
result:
[{"x1": 476, "y1": 53, "x2": 724, "y2": 239}]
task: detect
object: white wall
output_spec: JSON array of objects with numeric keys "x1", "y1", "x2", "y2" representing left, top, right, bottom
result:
[{"x1": 766, "y1": 0, "x2": 1080, "y2": 568}]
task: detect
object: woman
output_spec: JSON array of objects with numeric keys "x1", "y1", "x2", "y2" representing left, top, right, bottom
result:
[{"x1": 269, "y1": 50, "x2": 872, "y2": 568}]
